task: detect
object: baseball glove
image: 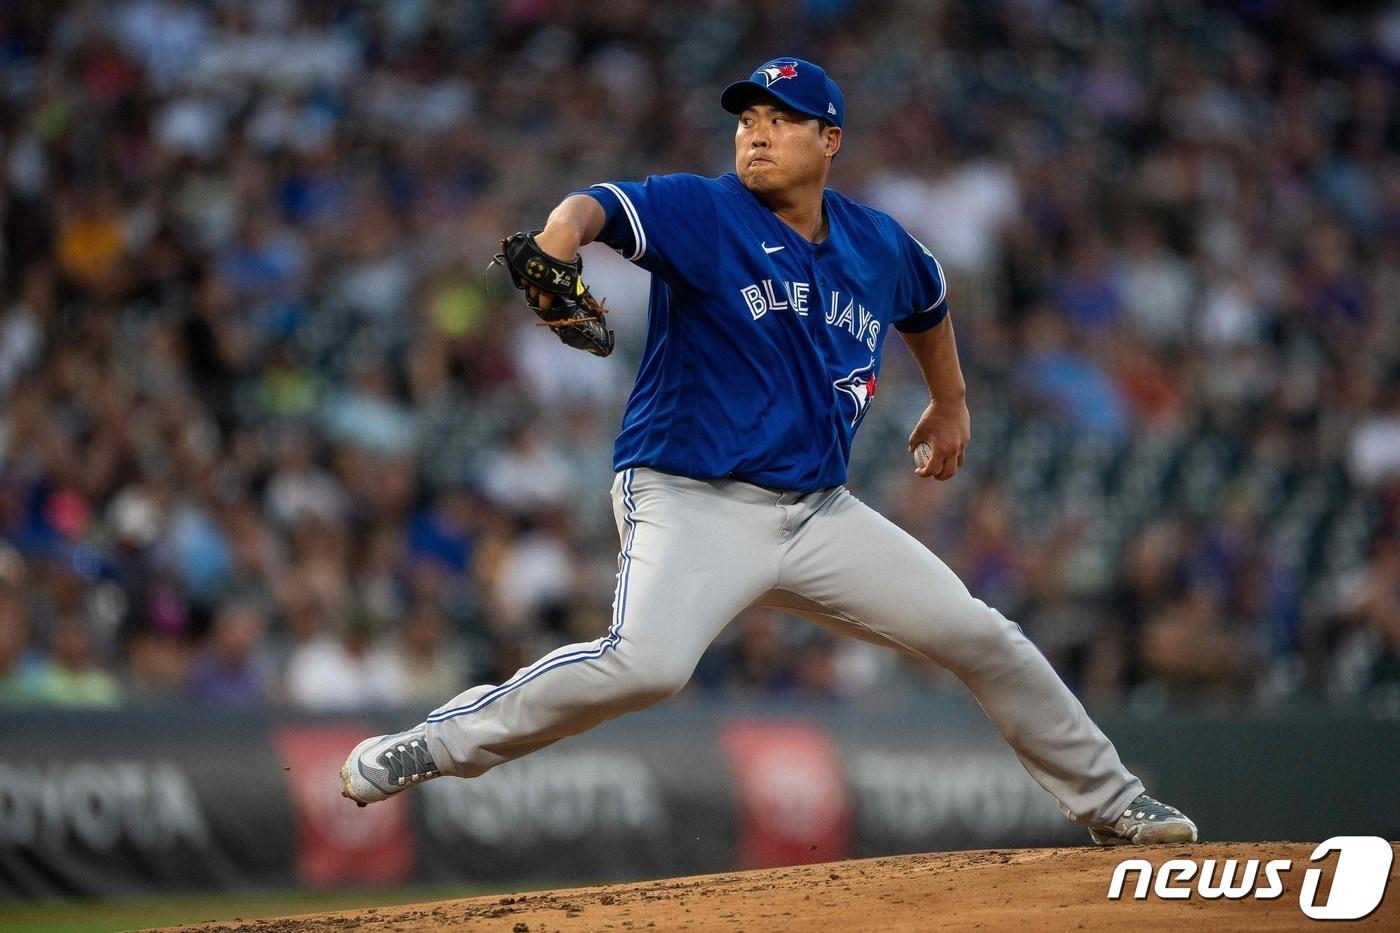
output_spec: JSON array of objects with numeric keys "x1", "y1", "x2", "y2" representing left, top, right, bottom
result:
[{"x1": 495, "y1": 232, "x2": 615, "y2": 357}]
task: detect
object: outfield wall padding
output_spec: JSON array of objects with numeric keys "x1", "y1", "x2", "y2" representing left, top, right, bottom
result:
[{"x1": 1, "y1": 701, "x2": 1395, "y2": 896}]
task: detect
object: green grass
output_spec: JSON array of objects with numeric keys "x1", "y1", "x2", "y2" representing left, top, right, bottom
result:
[{"x1": 0, "y1": 883, "x2": 548, "y2": 933}]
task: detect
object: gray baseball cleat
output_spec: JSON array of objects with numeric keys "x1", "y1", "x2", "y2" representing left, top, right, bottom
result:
[
  {"x1": 1089, "y1": 794, "x2": 1198, "y2": 845},
  {"x1": 341, "y1": 723, "x2": 442, "y2": 807}
]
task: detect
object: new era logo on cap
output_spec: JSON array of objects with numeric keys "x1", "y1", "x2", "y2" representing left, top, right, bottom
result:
[{"x1": 828, "y1": 103, "x2": 836, "y2": 115}]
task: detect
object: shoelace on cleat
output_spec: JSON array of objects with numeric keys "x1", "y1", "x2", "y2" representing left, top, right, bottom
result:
[
  {"x1": 1122, "y1": 796, "x2": 1183, "y2": 824},
  {"x1": 379, "y1": 739, "x2": 440, "y2": 786}
]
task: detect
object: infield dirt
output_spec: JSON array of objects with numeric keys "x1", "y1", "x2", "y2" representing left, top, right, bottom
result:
[{"x1": 162, "y1": 842, "x2": 1398, "y2": 932}]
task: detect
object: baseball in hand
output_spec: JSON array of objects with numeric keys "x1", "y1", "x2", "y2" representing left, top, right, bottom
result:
[{"x1": 914, "y1": 441, "x2": 932, "y2": 471}]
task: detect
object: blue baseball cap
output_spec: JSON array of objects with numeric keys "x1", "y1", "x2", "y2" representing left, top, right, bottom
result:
[{"x1": 721, "y1": 58, "x2": 845, "y2": 128}]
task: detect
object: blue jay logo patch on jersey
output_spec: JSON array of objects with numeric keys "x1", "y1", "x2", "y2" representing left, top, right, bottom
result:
[
  {"x1": 834, "y1": 364, "x2": 878, "y2": 427},
  {"x1": 758, "y1": 61, "x2": 800, "y2": 87}
]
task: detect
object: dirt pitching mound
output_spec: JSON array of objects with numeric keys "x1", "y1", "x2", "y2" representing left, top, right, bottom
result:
[{"x1": 168, "y1": 842, "x2": 1397, "y2": 932}]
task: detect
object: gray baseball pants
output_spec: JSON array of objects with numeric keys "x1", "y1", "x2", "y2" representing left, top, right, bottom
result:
[{"x1": 424, "y1": 467, "x2": 1143, "y2": 826}]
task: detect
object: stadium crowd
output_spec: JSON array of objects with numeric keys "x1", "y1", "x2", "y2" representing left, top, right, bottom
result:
[{"x1": 0, "y1": 0, "x2": 1397, "y2": 713}]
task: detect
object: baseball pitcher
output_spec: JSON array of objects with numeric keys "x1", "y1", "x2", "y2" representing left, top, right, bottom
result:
[{"x1": 342, "y1": 58, "x2": 1197, "y2": 846}]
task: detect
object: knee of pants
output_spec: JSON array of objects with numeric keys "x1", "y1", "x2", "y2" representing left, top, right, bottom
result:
[
  {"x1": 610, "y1": 654, "x2": 693, "y2": 712},
  {"x1": 938, "y1": 600, "x2": 1033, "y2": 675}
]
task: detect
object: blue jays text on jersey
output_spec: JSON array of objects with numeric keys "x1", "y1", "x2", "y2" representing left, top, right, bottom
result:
[
  {"x1": 739, "y1": 278, "x2": 883, "y2": 354},
  {"x1": 575, "y1": 172, "x2": 948, "y2": 492}
]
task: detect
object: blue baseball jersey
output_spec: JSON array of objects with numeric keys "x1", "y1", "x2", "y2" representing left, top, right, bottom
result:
[{"x1": 577, "y1": 172, "x2": 948, "y2": 492}]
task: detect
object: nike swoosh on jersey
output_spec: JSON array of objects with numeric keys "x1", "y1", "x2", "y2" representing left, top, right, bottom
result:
[{"x1": 761, "y1": 242, "x2": 785, "y2": 254}]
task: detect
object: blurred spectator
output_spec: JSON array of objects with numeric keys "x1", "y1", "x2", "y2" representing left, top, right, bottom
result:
[
  {"x1": 285, "y1": 612, "x2": 406, "y2": 711},
  {"x1": 392, "y1": 601, "x2": 472, "y2": 706},
  {"x1": 187, "y1": 599, "x2": 271, "y2": 707},
  {"x1": 1348, "y1": 385, "x2": 1400, "y2": 486},
  {"x1": 1357, "y1": 543, "x2": 1400, "y2": 691},
  {"x1": 1116, "y1": 220, "x2": 1194, "y2": 347},
  {"x1": 1330, "y1": 538, "x2": 1400, "y2": 698},
  {"x1": 320, "y1": 355, "x2": 416, "y2": 455},
  {"x1": 1109, "y1": 522, "x2": 1183, "y2": 691},
  {"x1": 1022, "y1": 553, "x2": 1109, "y2": 697},
  {"x1": 25, "y1": 613, "x2": 122, "y2": 708},
  {"x1": 480, "y1": 424, "x2": 577, "y2": 514},
  {"x1": 124, "y1": 630, "x2": 191, "y2": 704},
  {"x1": 407, "y1": 486, "x2": 480, "y2": 575},
  {"x1": 55, "y1": 187, "x2": 128, "y2": 297},
  {"x1": 0, "y1": 587, "x2": 40, "y2": 704},
  {"x1": 790, "y1": 634, "x2": 841, "y2": 699},
  {"x1": 482, "y1": 512, "x2": 577, "y2": 634},
  {"x1": 955, "y1": 487, "x2": 1025, "y2": 614},
  {"x1": 865, "y1": 151, "x2": 1020, "y2": 276},
  {"x1": 717, "y1": 611, "x2": 797, "y2": 696},
  {"x1": 1142, "y1": 587, "x2": 1256, "y2": 698},
  {"x1": 1051, "y1": 235, "x2": 1125, "y2": 334},
  {"x1": 264, "y1": 431, "x2": 349, "y2": 529},
  {"x1": 1016, "y1": 310, "x2": 1129, "y2": 437},
  {"x1": 0, "y1": 269, "x2": 50, "y2": 394}
]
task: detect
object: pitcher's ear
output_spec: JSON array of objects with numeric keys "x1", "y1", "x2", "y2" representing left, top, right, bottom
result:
[{"x1": 825, "y1": 126, "x2": 842, "y2": 158}]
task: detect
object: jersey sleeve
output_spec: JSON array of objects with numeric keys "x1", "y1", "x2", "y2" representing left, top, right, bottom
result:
[
  {"x1": 892, "y1": 229, "x2": 950, "y2": 334},
  {"x1": 570, "y1": 173, "x2": 718, "y2": 290}
]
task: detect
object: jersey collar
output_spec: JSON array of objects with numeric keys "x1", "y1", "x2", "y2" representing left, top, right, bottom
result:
[{"x1": 721, "y1": 172, "x2": 841, "y2": 252}]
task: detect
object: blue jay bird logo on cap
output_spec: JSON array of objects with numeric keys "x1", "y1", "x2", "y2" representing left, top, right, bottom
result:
[{"x1": 758, "y1": 61, "x2": 800, "y2": 86}]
